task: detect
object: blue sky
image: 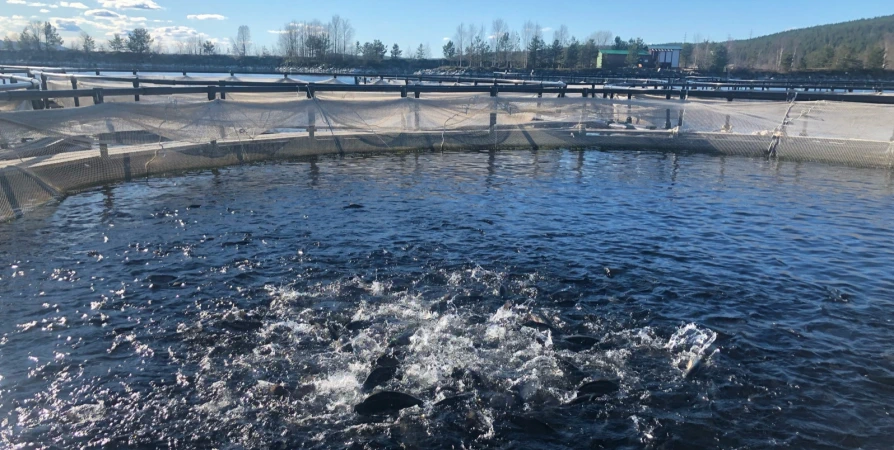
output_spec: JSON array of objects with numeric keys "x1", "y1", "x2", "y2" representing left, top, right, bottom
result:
[{"x1": 1, "y1": 0, "x2": 891, "y2": 53}]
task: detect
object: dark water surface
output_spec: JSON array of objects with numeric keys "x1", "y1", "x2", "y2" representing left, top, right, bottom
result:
[{"x1": 1, "y1": 150, "x2": 893, "y2": 449}]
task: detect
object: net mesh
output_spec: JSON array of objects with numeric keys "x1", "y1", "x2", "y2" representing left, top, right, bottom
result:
[{"x1": 1, "y1": 74, "x2": 893, "y2": 221}]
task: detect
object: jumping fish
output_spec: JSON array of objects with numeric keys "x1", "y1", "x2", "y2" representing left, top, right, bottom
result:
[
  {"x1": 362, "y1": 366, "x2": 398, "y2": 393},
  {"x1": 354, "y1": 391, "x2": 423, "y2": 416}
]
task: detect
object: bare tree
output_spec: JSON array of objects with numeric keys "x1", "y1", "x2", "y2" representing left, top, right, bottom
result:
[
  {"x1": 278, "y1": 21, "x2": 301, "y2": 62},
  {"x1": 553, "y1": 25, "x2": 569, "y2": 46},
  {"x1": 521, "y1": 20, "x2": 541, "y2": 67},
  {"x1": 328, "y1": 15, "x2": 340, "y2": 57},
  {"x1": 340, "y1": 18, "x2": 354, "y2": 58},
  {"x1": 152, "y1": 40, "x2": 165, "y2": 54},
  {"x1": 26, "y1": 21, "x2": 44, "y2": 51},
  {"x1": 589, "y1": 30, "x2": 612, "y2": 47},
  {"x1": 491, "y1": 18, "x2": 508, "y2": 66},
  {"x1": 233, "y1": 25, "x2": 251, "y2": 58},
  {"x1": 454, "y1": 23, "x2": 466, "y2": 67}
]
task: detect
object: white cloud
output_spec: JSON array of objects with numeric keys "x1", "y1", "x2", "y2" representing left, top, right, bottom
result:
[
  {"x1": 0, "y1": 14, "x2": 30, "y2": 32},
  {"x1": 52, "y1": 17, "x2": 82, "y2": 31},
  {"x1": 442, "y1": 37, "x2": 450, "y2": 41},
  {"x1": 542, "y1": 27, "x2": 553, "y2": 32},
  {"x1": 60, "y1": 1, "x2": 88, "y2": 8},
  {"x1": 6, "y1": 0, "x2": 55, "y2": 7},
  {"x1": 97, "y1": 0, "x2": 161, "y2": 10},
  {"x1": 85, "y1": 9, "x2": 124, "y2": 19},
  {"x1": 39, "y1": 8, "x2": 48, "y2": 11},
  {"x1": 187, "y1": 14, "x2": 226, "y2": 20},
  {"x1": 267, "y1": 29, "x2": 286, "y2": 34},
  {"x1": 150, "y1": 24, "x2": 220, "y2": 48}
]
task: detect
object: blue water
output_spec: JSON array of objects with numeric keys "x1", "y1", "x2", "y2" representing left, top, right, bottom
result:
[{"x1": 1, "y1": 149, "x2": 893, "y2": 449}]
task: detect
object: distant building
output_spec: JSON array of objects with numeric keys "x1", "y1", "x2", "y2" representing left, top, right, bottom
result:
[
  {"x1": 649, "y1": 45, "x2": 682, "y2": 69},
  {"x1": 596, "y1": 49, "x2": 651, "y2": 69}
]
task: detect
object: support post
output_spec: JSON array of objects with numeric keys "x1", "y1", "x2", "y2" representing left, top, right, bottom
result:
[
  {"x1": 489, "y1": 112, "x2": 497, "y2": 135},
  {"x1": 71, "y1": 77, "x2": 80, "y2": 107},
  {"x1": 678, "y1": 109, "x2": 684, "y2": 128},
  {"x1": 95, "y1": 69, "x2": 100, "y2": 75},
  {"x1": 132, "y1": 69, "x2": 137, "y2": 76},
  {"x1": 414, "y1": 88, "x2": 420, "y2": 99},
  {"x1": 207, "y1": 86, "x2": 215, "y2": 101},
  {"x1": 308, "y1": 109, "x2": 316, "y2": 139},
  {"x1": 93, "y1": 87, "x2": 104, "y2": 105},
  {"x1": 665, "y1": 109, "x2": 672, "y2": 129},
  {"x1": 219, "y1": 81, "x2": 226, "y2": 100},
  {"x1": 490, "y1": 85, "x2": 498, "y2": 97},
  {"x1": 401, "y1": 86, "x2": 407, "y2": 98},
  {"x1": 133, "y1": 79, "x2": 140, "y2": 102},
  {"x1": 40, "y1": 73, "x2": 48, "y2": 91},
  {"x1": 414, "y1": 102, "x2": 420, "y2": 131},
  {"x1": 99, "y1": 143, "x2": 109, "y2": 158}
]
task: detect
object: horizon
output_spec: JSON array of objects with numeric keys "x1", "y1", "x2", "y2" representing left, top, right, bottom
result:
[{"x1": 0, "y1": 0, "x2": 892, "y2": 55}]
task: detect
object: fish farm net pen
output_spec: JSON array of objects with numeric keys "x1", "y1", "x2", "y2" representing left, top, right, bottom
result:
[{"x1": 0, "y1": 70, "x2": 892, "y2": 221}]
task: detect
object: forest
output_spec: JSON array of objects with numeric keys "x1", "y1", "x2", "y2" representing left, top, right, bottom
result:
[{"x1": 1, "y1": 15, "x2": 891, "y2": 73}]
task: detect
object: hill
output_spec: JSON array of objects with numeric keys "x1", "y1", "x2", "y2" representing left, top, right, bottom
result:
[{"x1": 726, "y1": 15, "x2": 894, "y2": 71}]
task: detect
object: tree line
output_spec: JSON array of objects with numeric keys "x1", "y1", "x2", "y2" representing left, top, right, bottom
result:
[
  {"x1": 1, "y1": 21, "x2": 215, "y2": 56},
  {"x1": 681, "y1": 15, "x2": 893, "y2": 72},
  {"x1": 2, "y1": 14, "x2": 891, "y2": 72}
]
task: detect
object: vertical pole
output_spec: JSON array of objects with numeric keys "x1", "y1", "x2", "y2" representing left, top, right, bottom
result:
[
  {"x1": 677, "y1": 109, "x2": 684, "y2": 128},
  {"x1": 40, "y1": 73, "x2": 48, "y2": 91},
  {"x1": 414, "y1": 101, "x2": 420, "y2": 131},
  {"x1": 99, "y1": 143, "x2": 109, "y2": 158},
  {"x1": 665, "y1": 109, "x2": 672, "y2": 129},
  {"x1": 93, "y1": 88, "x2": 104, "y2": 104},
  {"x1": 308, "y1": 108, "x2": 316, "y2": 139},
  {"x1": 95, "y1": 69, "x2": 100, "y2": 75},
  {"x1": 71, "y1": 77, "x2": 80, "y2": 107},
  {"x1": 219, "y1": 81, "x2": 226, "y2": 100},
  {"x1": 133, "y1": 79, "x2": 140, "y2": 102},
  {"x1": 490, "y1": 112, "x2": 497, "y2": 135}
]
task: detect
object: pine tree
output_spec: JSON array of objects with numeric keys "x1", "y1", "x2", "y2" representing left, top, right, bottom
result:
[
  {"x1": 442, "y1": 40, "x2": 455, "y2": 61},
  {"x1": 710, "y1": 44, "x2": 729, "y2": 72},
  {"x1": 564, "y1": 37, "x2": 580, "y2": 68},
  {"x1": 126, "y1": 28, "x2": 153, "y2": 55},
  {"x1": 108, "y1": 34, "x2": 125, "y2": 52},
  {"x1": 527, "y1": 35, "x2": 544, "y2": 69},
  {"x1": 865, "y1": 46, "x2": 885, "y2": 70},
  {"x1": 42, "y1": 22, "x2": 63, "y2": 51},
  {"x1": 81, "y1": 32, "x2": 95, "y2": 53}
]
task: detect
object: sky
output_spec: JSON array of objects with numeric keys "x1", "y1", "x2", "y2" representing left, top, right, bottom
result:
[{"x1": 0, "y1": 0, "x2": 891, "y2": 53}]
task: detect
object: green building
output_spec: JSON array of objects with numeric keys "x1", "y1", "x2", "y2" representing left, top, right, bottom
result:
[{"x1": 597, "y1": 49, "x2": 652, "y2": 69}]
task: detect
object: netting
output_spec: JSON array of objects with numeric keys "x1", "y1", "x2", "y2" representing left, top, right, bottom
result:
[{"x1": 1, "y1": 74, "x2": 893, "y2": 221}]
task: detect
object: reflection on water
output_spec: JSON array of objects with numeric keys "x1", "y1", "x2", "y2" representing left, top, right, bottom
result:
[{"x1": 1, "y1": 149, "x2": 893, "y2": 449}]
